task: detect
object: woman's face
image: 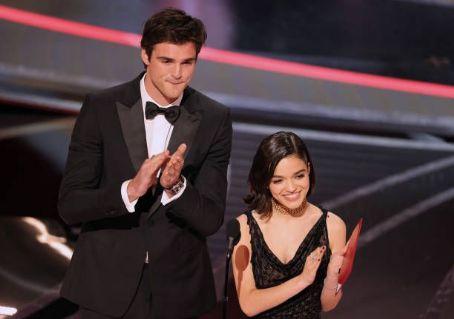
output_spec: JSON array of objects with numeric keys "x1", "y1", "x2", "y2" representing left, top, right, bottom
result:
[{"x1": 269, "y1": 154, "x2": 310, "y2": 210}]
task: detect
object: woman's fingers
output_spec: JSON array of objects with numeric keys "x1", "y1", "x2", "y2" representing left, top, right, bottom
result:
[
  {"x1": 303, "y1": 246, "x2": 327, "y2": 283},
  {"x1": 306, "y1": 246, "x2": 326, "y2": 266}
]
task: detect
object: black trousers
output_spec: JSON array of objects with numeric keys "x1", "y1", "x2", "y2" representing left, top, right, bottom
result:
[
  {"x1": 79, "y1": 264, "x2": 152, "y2": 319},
  {"x1": 78, "y1": 264, "x2": 200, "y2": 319}
]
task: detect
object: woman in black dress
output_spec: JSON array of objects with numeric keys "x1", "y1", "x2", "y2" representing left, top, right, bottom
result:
[{"x1": 232, "y1": 131, "x2": 346, "y2": 318}]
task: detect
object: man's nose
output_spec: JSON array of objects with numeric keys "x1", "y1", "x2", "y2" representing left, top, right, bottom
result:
[{"x1": 172, "y1": 64, "x2": 182, "y2": 78}]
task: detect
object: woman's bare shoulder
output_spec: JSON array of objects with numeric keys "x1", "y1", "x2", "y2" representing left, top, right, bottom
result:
[
  {"x1": 326, "y1": 211, "x2": 346, "y2": 230},
  {"x1": 326, "y1": 211, "x2": 347, "y2": 250}
]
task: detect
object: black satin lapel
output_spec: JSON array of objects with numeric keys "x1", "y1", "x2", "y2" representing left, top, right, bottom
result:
[
  {"x1": 116, "y1": 100, "x2": 148, "y2": 171},
  {"x1": 147, "y1": 195, "x2": 163, "y2": 219},
  {"x1": 167, "y1": 106, "x2": 201, "y2": 156}
]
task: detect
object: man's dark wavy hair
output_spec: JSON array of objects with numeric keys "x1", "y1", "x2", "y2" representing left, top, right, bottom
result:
[{"x1": 140, "y1": 8, "x2": 207, "y2": 61}]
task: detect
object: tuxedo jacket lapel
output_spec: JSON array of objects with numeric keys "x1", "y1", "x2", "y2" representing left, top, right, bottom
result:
[
  {"x1": 168, "y1": 105, "x2": 201, "y2": 156},
  {"x1": 116, "y1": 99, "x2": 148, "y2": 172}
]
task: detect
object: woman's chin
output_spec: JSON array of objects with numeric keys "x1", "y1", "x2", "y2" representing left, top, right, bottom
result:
[{"x1": 280, "y1": 199, "x2": 304, "y2": 210}]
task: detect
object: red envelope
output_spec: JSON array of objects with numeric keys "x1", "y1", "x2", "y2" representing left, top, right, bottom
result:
[{"x1": 338, "y1": 218, "x2": 363, "y2": 288}]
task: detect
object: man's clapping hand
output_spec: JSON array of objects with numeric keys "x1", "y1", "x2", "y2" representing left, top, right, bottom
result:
[
  {"x1": 160, "y1": 144, "x2": 187, "y2": 194},
  {"x1": 127, "y1": 151, "x2": 170, "y2": 202},
  {"x1": 127, "y1": 144, "x2": 188, "y2": 202}
]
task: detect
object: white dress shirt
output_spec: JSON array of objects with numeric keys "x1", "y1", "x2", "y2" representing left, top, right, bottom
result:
[{"x1": 121, "y1": 73, "x2": 186, "y2": 212}]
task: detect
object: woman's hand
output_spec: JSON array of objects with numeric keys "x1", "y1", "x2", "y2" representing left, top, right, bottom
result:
[
  {"x1": 327, "y1": 242, "x2": 347, "y2": 279},
  {"x1": 300, "y1": 245, "x2": 326, "y2": 285}
]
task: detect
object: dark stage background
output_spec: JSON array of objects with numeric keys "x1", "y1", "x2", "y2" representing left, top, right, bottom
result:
[{"x1": 0, "y1": 1, "x2": 453, "y2": 318}]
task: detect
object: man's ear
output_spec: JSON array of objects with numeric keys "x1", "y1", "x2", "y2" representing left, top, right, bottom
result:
[{"x1": 141, "y1": 49, "x2": 150, "y2": 66}]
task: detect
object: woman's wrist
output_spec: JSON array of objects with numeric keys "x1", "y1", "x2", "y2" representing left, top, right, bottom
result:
[
  {"x1": 297, "y1": 274, "x2": 314, "y2": 290},
  {"x1": 325, "y1": 272, "x2": 339, "y2": 281},
  {"x1": 323, "y1": 276, "x2": 338, "y2": 290}
]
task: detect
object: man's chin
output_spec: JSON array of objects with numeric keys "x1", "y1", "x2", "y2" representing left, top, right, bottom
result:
[
  {"x1": 163, "y1": 89, "x2": 185, "y2": 101},
  {"x1": 161, "y1": 94, "x2": 181, "y2": 103}
]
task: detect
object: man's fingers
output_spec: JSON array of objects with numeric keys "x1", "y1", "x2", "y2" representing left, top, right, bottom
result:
[
  {"x1": 166, "y1": 158, "x2": 183, "y2": 173},
  {"x1": 159, "y1": 145, "x2": 186, "y2": 190},
  {"x1": 153, "y1": 151, "x2": 170, "y2": 162},
  {"x1": 147, "y1": 151, "x2": 170, "y2": 170},
  {"x1": 165, "y1": 154, "x2": 184, "y2": 175},
  {"x1": 174, "y1": 143, "x2": 187, "y2": 157},
  {"x1": 169, "y1": 155, "x2": 183, "y2": 165},
  {"x1": 171, "y1": 159, "x2": 184, "y2": 171}
]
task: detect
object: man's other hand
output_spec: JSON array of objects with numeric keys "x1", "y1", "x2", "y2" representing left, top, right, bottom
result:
[
  {"x1": 160, "y1": 143, "x2": 187, "y2": 190},
  {"x1": 127, "y1": 151, "x2": 170, "y2": 202}
]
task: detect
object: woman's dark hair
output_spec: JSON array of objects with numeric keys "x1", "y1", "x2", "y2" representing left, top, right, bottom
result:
[
  {"x1": 140, "y1": 8, "x2": 207, "y2": 62},
  {"x1": 244, "y1": 131, "x2": 315, "y2": 217}
]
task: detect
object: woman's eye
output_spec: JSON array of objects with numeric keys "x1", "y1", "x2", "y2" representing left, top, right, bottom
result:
[{"x1": 271, "y1": 179, "x2": 282, "y2": 184}]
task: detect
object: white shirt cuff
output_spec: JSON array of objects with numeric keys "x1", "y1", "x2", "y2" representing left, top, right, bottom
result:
[
  {"x1": 161, "y1": 176, "x2": 187, "y2": 206},
  {"x1": 121, "y1": 180, "x2": 138, "y2": 213}
]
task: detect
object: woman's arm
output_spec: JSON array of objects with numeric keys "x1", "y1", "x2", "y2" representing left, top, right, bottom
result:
[
  {"x1": 321, "y1": 212, "x2": 347, "y2": 311},
  {"x1": 232, "y1": 215, "x2": 326, "y2": 317}
]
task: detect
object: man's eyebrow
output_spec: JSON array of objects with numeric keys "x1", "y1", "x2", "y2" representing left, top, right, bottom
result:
[
  {"x1": 156, "y1": 56, "x2": 196, "y2": 62},
  {"x1": 157, "y1": 56, "x2": 174, "y2": 60}
]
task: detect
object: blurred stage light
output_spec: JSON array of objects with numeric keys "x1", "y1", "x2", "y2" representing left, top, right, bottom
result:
[
  {"x1": 22, "y1": 217, "x2": 73, "y2": 260},
  {"x1": 0, "y1": 306, "x2": 17, "y2": 316}
]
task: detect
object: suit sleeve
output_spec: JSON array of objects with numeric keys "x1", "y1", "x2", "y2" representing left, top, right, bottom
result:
[
  {"x1": 58, "y1": 95, "x2": 129, "y2": 225},
  {"x1": 165, "y1": 107, "x2": 233, "y2": 237}
]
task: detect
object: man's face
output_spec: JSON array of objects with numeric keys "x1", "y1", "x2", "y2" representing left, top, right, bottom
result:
[{"x1": 141, "y1": 42, "x2": 197, "y2": 105}]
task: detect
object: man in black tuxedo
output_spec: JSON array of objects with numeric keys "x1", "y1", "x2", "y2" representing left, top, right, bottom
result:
[{"x1": 58, "y1": 8, "x2": 232, "y2": 319}]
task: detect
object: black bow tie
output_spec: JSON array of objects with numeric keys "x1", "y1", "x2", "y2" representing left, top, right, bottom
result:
[{"x1": 145, "y1": 101, "x2": 180, "y2": 124}]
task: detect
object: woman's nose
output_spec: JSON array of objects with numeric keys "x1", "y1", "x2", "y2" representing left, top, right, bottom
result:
[{"x1": 286, "y1": 179, "x2": 297, "y2": 191}]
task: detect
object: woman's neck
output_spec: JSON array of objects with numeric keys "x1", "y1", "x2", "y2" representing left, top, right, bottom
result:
[{"x1": 271, "y1": 198, "x2": 308, "y2": 218}]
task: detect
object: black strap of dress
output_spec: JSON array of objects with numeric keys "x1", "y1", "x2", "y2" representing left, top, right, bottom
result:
[{"x1": 245, "y1": 208, "x2": 330, "y2": 319}]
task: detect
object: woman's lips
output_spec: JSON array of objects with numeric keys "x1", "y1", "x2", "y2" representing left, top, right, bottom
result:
[{"x1": 282, "y1": 192, "x2": 301, "y2": 201}]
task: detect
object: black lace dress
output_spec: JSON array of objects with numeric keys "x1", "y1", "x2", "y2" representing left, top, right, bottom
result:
[{"x1": 245, "y1": 209, "x2": 330, "y2": 318}]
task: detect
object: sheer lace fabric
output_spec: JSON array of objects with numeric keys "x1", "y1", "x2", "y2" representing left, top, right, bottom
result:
[{"x1": 246, "y1": 209, "x2": 330, "y2": 318}]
